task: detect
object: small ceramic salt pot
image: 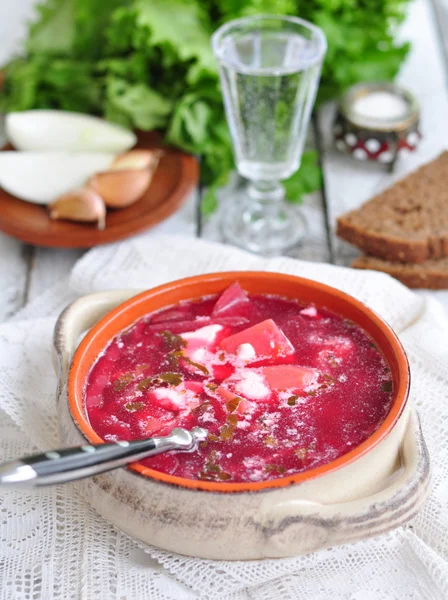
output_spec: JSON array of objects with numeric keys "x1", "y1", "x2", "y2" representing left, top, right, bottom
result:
[{"x1": 333, "y1": 82, "x2": 421, "y2": 171}]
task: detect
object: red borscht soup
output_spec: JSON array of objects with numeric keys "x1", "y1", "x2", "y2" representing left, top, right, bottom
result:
[{"x1": 85, "y1": 283, "x2": 394, "y2": 483}]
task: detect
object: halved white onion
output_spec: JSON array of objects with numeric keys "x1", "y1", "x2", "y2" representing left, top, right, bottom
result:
[
  {"x1": 0, "y1": 151, "x2": 115, "y2": 205},
  {"x1": 6, "y1": 110, "x2": 136, "y2": 153}
]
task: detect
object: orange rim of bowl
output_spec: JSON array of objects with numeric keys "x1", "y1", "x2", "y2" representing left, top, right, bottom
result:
[{"x1": 68, "y1": 271, "x2": 410, "y2": 493}]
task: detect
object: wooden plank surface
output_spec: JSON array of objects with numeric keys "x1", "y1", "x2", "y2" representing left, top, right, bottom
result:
[
  {"x1": 201, "y1": 128, "x2": 332, "y2": 265},
  {"x1": 431, "y1": 0, "x2": 448, "y2": 75},
  {"x1": 0, "y1": 0, "x2": 199, "y2": 315},
  {"x1": 318, "y1": 0, "x2": 448, "y2": 311},
  {"x1": 24, "y1": 189, "x2": 199, "y2": 303},
  {"x1": 26, "y1": 247, "x2": 84, "y2": 301},
  {"x1": 0, "y1": 0, "x2": 39, "y2": 66},
  {"x1": 319, "y1": 0, "x2": 448, "y2": 263},
  {"x1": 0, "y1": 236, "x2": 28, "y2": 320},
  {"x1": 0, "y1": 124, "x2": 29, "y2": 319},
  {"x1": 201, "y1": 187, "x2": 331, "y2": 264},
  {"x1": 1, "y1": 0, "x2": 448, "y2": 321}
]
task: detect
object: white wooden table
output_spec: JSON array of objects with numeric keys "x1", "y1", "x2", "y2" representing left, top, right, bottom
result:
[{"x1": 1, "y1": 0, "x2": 447, "y2": 321}]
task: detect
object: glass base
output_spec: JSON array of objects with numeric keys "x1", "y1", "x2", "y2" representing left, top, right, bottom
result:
[{"x1": 220, "y1": 181, "x2": 307, "y2": 256}]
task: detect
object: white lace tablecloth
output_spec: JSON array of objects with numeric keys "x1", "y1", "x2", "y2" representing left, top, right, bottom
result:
[{"x1": 0, "y1": 235, "x2": 447, "y2": 600}]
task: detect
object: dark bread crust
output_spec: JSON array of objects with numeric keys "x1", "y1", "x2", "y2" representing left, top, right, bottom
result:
[
  {"x1": 352, "y1": 255, "x2": 448, "y2": 289},
  {"x1": 337, "y1": 152, "x2": 448, "y2": 264}
]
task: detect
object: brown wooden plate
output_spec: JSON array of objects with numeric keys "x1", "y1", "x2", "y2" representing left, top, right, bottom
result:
[{"x1": 0, "y1": 131, "x2": 199, "y2": 248}]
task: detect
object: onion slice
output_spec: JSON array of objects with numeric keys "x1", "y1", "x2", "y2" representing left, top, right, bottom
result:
[{"x1": 6, "y1": 110, "x2": 136, "y2": 153}]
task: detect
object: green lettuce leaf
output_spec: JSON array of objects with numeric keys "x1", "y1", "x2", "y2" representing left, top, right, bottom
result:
[
  {"x1": 201, "y1": 186, "x2": 219, "y2": 217},
  {"x1": 0, "y1": 56, "x2": 101, "y2": 113},
  {"x1": 0, "y1": 59, "x2": 41, "y2": 112},
  {"x1": 0, "y1": 0, "x2": 412, "y2": 216},
  {"x1": 71, "y1": 0, "x2": 130, "y2": 59},
  {"x1": 133, "y1": 0, "x2": 216, "y2": 75},
  {"x1": 27, "y1": 0, "x2": 76, "y2": 54},
  {"x1": 284, "y1": 151, "x2": 322, "y2": 203},
  {"x1": 105, "y1": 79, "x2": 173, "y2": 130}
]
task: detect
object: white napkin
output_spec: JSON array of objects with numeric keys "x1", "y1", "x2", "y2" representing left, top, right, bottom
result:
[{"x1": 1, "y1": 235, "x2": 447, "y2": 600}]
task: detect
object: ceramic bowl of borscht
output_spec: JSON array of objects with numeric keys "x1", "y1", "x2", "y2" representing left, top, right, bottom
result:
[{"x1": 54, "y1": 271, "x2": 430, "y2": 560}]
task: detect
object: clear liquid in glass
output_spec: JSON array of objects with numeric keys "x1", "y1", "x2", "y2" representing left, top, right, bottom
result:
[
  {"x1": 212, "y1": 16, "x2": 326, "y2": 255},
  {"x1": 219, "y1": 31, "x2": 321, "y2": 181}
]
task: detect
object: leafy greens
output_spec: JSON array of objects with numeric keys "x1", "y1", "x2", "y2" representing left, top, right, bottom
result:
[{"x1": 0, "y1": 0, "x2": 411, "y2": 212}]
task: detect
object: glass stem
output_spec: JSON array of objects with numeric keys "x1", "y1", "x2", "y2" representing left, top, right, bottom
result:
[{"x1": 247, "y1": 180, "x2": 285, "y2": 221}]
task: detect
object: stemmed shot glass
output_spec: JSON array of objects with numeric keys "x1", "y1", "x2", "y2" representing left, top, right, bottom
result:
[{"x1": 212, "y1": 15, "x2": 327, "y2": 255}]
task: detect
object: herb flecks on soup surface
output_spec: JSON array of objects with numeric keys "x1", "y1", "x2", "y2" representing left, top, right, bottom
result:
[{"x1": 85, "y1": 283, "x2": 394, "y2": 483}]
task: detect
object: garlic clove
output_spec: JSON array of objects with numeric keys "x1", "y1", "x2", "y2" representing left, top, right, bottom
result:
[
  {"x1": 89, "y1": 169, "x2": 153, "y2": 208},
  {"x1": 111, "y1": 149, "x2": 163, "y2": 172},
  {"x1": 49, "y1": 187, "x2": 106, "y2": 230}
]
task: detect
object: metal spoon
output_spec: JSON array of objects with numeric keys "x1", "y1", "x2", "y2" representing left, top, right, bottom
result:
[{"x1": 0, "y1": 427, "x2": 208, "y2": 488}]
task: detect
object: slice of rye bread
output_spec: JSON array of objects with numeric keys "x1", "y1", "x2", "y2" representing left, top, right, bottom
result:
[
  {"x1": 352, "y1": 255, "x2": 448, "y2": 289},
  {"x1": 337, "y1": 151, "x2": 448, "y2": 263}
]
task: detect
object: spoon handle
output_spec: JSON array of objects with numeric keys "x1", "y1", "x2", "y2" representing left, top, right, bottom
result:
[{"x1": 0, "y1": 427, "x2": 207, "y2": 487}]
